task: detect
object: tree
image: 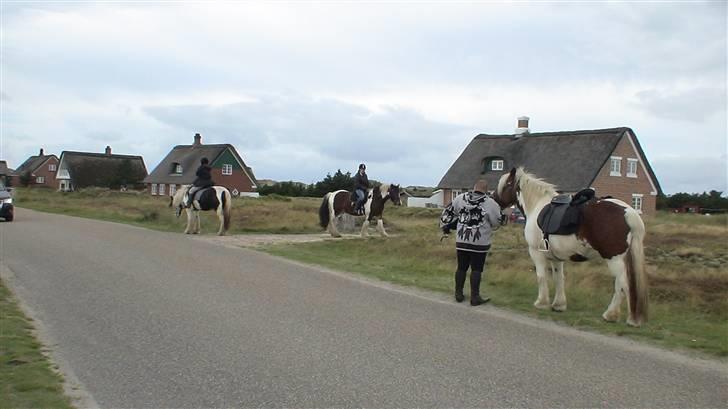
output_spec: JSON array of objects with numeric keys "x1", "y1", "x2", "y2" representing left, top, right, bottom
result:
[{"x1": 19, "y1": 170, "x2": 33, "y2": 187}]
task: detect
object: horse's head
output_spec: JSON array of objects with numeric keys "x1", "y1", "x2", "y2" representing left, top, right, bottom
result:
[
  {"x1": 388, "y1": 184, "x2": 402, "y2": 206},
  {"x1": 170, "y1": 185, "x2": 190, "y2": 216},
  {"x1": 494, "y1": 168, "x2": 519, "y2": 209}
]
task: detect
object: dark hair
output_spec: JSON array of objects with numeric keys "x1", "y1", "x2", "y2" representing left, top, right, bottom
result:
[
  {"x1": 359, "y1": 163, "x2": 366, "y2": 170},
  {"x1": 201, "y1": 157, "x2": 209, "y2": 165}
]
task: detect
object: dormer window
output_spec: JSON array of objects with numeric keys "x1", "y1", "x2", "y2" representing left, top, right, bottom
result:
[
  {"x1": 482, "y1": 157, "x2": 505, "y2": 173},
  {"x1": 171, "y1": 163, "x2": 183, "y2": 174}
]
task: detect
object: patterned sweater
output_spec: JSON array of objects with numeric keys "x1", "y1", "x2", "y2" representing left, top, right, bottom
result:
[{"x1": 440, "y1": 192, "x2": 502, "y2": 253}]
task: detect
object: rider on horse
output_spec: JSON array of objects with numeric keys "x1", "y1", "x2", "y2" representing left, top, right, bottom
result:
[
  {"x1": 353, "y1": 163, "x2": 369, "y2": 215},
  {"x1": 186, "y1": 157, "x2": 214, "y2": 208}
]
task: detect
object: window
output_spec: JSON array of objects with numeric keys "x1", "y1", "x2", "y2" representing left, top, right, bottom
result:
[
  {"x1": 170, "y1": 184, "x2": 177, "y2": 196},
  {"x1": 632, "y1": 194, "x2": 643, "y2": 213},
  {"x1": 610, "y1": 156, "x2": 622, "y2": 176},
  {"x1": 159, "y1": 184, "x2": 165, "y2": 196},
  {"x1": 451, "y1": 189, "x2": 461, "y2": 202},
  {"x1": 627, "y1": 159, "x2": 638, "y2": 178},
  {"x1": 175, "y1": 164, "x2": 183, "y2": 174},
  {"x1": 48, "y1": 164, "x2": 56, "y2": 172},
  {"x1": 36, "y1": 176, "x2": 45, "y2": 184},
  {"x1": 151, "y1": 184, "x2": 158, "y2": 195},
  {"x1": 492, "y1": 160, "x2": 504, "y2": 171},
  {"x1": 222, "y1": 164, "x2": 233, "y2": 175}
]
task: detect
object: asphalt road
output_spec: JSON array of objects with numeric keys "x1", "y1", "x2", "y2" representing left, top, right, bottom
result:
[{"x1": 1, "y1": 208, "x2": 726, "y2": 408}]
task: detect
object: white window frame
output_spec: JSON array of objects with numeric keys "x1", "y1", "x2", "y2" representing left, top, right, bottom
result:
[
  {"x1": 451, "y1": 189, "x2": 461, "y2": 202},
  {"x1": 610, "y1": 156, "x2": 622, "y2": 176},
  {"x1": 631, "y1": 194, "x2": 643, "y2": 213},
  {"x1": 175, "y1": 164, "x2": 183, "y2": 174},
  {"x1": 222, "y1": 164, "x2": 233, "y2": 175},
  {"x1": 492, "y1": 159, "x2": 504, "y2": 171},
  {"x1": 36, "y1": 176, "x2": 45, "y2": 184},
  {"x1": 170, "y1": 184, "x2": 177, "y2": 196},
  {"x1": 151, "y1": 184, "x2": 158, "y2": 195},
  {"x1": 627, "y1": 158, "x2": 638, "y2": 178},
  {"x1": 159, "y1": 183, "x2": 165, "y2": 196},
  {"x1": 48, "y1": 164, "x2": 56, "y2": 172}
]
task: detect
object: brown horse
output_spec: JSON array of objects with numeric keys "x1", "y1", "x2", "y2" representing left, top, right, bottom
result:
[
  {"x1": 494, "y1": 167, "x2": 648, "y2": 327},
  {"x1": 319, "y1": 184, "x2": 401, "y2": 237}
]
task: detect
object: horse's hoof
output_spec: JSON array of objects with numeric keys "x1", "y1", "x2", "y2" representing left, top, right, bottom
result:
[
  {"x1": 551, "y1": 304, "x2": 567, "y2": 312},
  {"x1": 602, "y1": 311, "x2": 619, "y2": 322},
  {"x1": 626, "y1": 317, "x2": 642, "y2": 327},
  {"x1": 534, "y1": 301, "x2": 551, "y2": 310}
]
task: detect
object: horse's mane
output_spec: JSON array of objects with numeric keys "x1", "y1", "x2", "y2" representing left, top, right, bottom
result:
[
  {"x1": 378, "y1": 184, "x2": 390, "y2": 197},
  {"x1": 171, "y1": 184, "x2": 190, "y2": 208},
  {"x1": 516, "y1": 167, "x2": 557, "y2": 209}
]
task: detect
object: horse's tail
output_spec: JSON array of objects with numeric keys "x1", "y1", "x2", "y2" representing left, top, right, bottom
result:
[
  {"x1": 222, "y1": 189, "x2": 232, "y2": 232},
  {"x1": 625, "y1": 209, "x2": 648, "y2": 326},
  {"x1": 319, "y1": 193, "x2": 330, "y2": 229}
]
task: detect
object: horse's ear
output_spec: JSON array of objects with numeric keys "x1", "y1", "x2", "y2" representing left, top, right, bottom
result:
[{"x1": 509, "y1": 167, "x2": 517, "y2": 178}]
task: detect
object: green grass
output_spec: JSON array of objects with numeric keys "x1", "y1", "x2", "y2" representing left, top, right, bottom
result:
[
  {"x1": 13, "y1": 187, "x2": 728, "y2": 357},
  {"x1": 0, "y1": 280, "x2": 73, "y2": 409}
]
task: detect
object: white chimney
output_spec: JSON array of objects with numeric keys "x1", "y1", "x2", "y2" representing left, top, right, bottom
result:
[{"x1": 515, "y1": 116, "x2": 530, "y2": 137}]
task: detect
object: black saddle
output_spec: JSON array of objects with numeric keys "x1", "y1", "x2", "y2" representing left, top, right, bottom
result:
[
  {"x1": 537, "y1": 188, "x2": 595, "y2": 237},
  {"x1": 188, "y1": 186, "x2": 218, "y2": 211}
]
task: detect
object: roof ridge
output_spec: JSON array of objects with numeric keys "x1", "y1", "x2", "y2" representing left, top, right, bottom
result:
[{"x1": 476, "y1": 127, "x2": 628, "y2": 139}]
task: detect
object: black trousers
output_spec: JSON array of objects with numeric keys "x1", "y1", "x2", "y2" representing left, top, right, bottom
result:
[{"x1": 455, "y1": 249, "x2": 489, "y2": 297}]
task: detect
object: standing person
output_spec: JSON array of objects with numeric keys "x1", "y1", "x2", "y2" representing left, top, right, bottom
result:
[
  {"x1": 440, "y1": 179, "x2": 504, "y2": 306},
  {"x1": 186, "y1": 157, "x2": 214, "y2": 208},
  {"x1": 353, "y1": 163, "x2": 369, "y2": 215}
]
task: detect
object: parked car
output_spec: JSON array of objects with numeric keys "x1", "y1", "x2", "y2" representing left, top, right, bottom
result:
[{"x1": 0, "y1": 185, "x2": 13, "y2": 222}]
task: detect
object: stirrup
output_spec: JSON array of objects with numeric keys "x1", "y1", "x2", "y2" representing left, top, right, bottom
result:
[{"x1": 538, "y1": 238, "x2": 550, "y2": 252}]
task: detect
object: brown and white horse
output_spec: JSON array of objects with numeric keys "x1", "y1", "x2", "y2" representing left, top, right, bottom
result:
[
  {"x1": 494, "y1": 167, "x2": 648, "y2": 326},
  {"x1": 319, "y1": 184, "x2": 401, "y2": 237},
  {"x1": 170, "y1": 185, "x2": 232, "y2": 236}
]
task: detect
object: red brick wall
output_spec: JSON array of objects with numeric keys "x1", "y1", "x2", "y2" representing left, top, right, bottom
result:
[
  {"x1": 210, "y1": 169, "x2": 256, "y2": 194},
  {"x1": 590, "y1": 133, "x2": 658, "y2": 217},
  {"x1": 12, "y1": 157, "x2": 58, "y2": 188}
]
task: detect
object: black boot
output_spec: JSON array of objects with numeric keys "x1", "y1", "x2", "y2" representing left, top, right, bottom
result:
[
  {"x1": 470, "y1": 270, "x2": 490, "y2": 306},
  {"x1": 454, "y1": 269, "x2": 466, "y2": 302}
]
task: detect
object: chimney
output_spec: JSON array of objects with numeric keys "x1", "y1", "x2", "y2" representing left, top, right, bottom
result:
[
  {"x1": 39, "y1": 148, "x2": 44, "y2": 156},
  {"x1": 193, "y1": 133, "x2": 202, "y2": 147},
  {"x1": 105, "y1": 146, "x2": 112, "y2": 156},
  {"x1": 515, "y1": 116, "x2": 530, "y2": 137}
]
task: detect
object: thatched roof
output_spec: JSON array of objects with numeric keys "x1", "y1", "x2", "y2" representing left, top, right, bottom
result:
[
  {"x1": 60, "y1": 151, "x2": 147, "y2": 188},
  {"x1": 144, "y1": 143, "x2": 257, "y2": 185},
  {"x1": 438, "y1": 127, "x2": 661, "y2": 194}
]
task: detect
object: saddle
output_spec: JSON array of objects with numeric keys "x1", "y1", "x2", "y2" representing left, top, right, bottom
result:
[
  {"x1": 186, "y1": 186, "x2": 215, "y2": 210},
  {"x1": 536, "y1": 188, "x2": 595, "y2": 251}
]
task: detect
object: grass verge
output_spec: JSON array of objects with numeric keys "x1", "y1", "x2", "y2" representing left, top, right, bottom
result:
[{"x1": 0, "y1": 279, "x2": 72, "y2": 409}]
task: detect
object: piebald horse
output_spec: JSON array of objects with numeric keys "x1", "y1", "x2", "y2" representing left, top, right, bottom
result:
[
  {"x1": 170, "y1": 185, "x2": 232, "y2": 236},
  {"x1": 319, "y1": 184, "x2": 401, "y2": 237},
  {"x1": 494, "y1": 167, "x2": 648, "y2": 327}
]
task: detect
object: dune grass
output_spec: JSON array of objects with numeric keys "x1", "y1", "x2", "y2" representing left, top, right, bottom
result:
[
  {"x1": 0, "y1": 280, "x2": 72, "y2": 409},
  {"x1": 13, "y1": 187, "x2": 728, "y2": 357}
]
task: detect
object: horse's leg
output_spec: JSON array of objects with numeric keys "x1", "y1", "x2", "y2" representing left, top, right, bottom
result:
[
  {"x1": 603, "y1": 255, "x2": 628, "y2": 322},
  {"x1": 529, "y1": 248, "x2": 551, "y2": 309},
  {"x1": 376, "y1": 218, "x2": 388, "y2": 237},
  {"x1": 360, "y1": 218, "x2": 370, "y2": 237},
  {"x1": 194, "y1": 211, "x2": 201, "y2": 234},
  {"x1": 551, "y1": 261, "x2": 567, "y2": 312},
  {"x1": 184, "y1": 209, "x2": 193, "y2": 234},
  {"x1": 217, "y1": 205, "x2": 225, "y2": 236}
]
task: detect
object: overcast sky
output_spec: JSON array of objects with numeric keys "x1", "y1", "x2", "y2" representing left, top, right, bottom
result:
[{"x1": 1, "y1": 2, "x2": 726, "y2": 194}]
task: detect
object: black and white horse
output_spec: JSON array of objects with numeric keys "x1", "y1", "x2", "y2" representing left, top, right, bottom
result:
[
  {"x1": 170, "y1": 185, "x2": 232, "y2": 236},
  {"x1": 319, "y1": 184, "x2": 401, "y2": 237}
]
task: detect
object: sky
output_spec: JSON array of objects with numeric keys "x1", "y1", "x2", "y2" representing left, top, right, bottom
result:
[{"x1": 1, "y1": 1, "x2": 726, "y2": 194}]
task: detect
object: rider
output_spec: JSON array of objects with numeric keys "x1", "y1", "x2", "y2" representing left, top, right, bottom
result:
[
  {"x1": 353, "y1": 163, "x2": 369, "y2": 215},
  {"x1": 186, "y1": 157, "x2": 214, "y2": 208}
]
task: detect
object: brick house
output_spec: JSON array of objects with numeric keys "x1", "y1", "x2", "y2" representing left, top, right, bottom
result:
[
  {"x1": 143, "y1": 133, "x2": 258, "y2": 198},
  {"x1": 56, "y1": 146, "x2": 147, "y2": 191},
  {"x1": 0, "y1": 160, "x2": 11, "y2": 186},
  {"x1": 437, "y1": 118, "x2": 662, "y2": 216},
  {"x1": 11, "y1": 148, "x2": 59, "y2": 188}
]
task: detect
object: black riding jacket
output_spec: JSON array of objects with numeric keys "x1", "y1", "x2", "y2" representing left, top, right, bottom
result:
[
  {"x1": 193, "y1": 165, "x2": 214, "y2": 188},
  {"x1": 354, "y1": 171, "x2": 369, "y2": 191}
]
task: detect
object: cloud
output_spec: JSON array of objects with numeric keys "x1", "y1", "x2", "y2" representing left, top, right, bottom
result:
[
  {"x1": 143, "y1": 95, "x2": 466, "y2": 163},
  {"x1": 635, "y1": 87, "x2": 726, "y2": 122},
  {"x1": 651, "y1": 156, "x2": 727, "y2": 194}
]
